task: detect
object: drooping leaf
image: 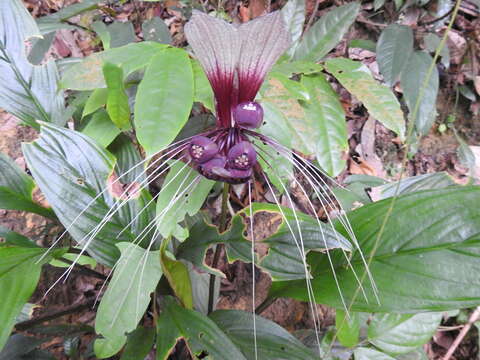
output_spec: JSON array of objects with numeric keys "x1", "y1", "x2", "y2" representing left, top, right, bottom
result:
[
  {"x1": 270, "y1": 186, "x2": 480, "y2": 312},
  {"x1": 294, "y1": 2, "x2": 360, "y2": 61},
  {"x1": 325, "y1": 58, "x2": 405, "y2": 140},
  {"x1": 156, "y1": 297, "x2": 247, "y2": 360},
  {"x1": 60, "y1": 42, "x2": 166, "y2": 90},
  {"x1": 103, "y1": 62, "x2": 131, "y2": 130},
  {"x1": 335, "y1": 309, "x2": 360, "y2": 348},
  {"x1": 155, "y1": 162, "x2": 214, "y2": 240},
  {"x1": 23, "y1": 123, "x2": 155, "y2": 266},
  {"x1": 94, "y1": 243, "x2": 162, "y2": 358},
  {"x1": 120, "y1": 326, "x2": 155, "y2": 360},
  {"x1": 0, "y1": 247, "x2": 64, "y2": 352},
  {"x1": 367, "y1": 312, "x2": 442, "y2": 355},
  {"x1": 0, "y1": 0, "x2": 64, "y2": 127},
  {"x1": 0, "y1": 152, "x2": 55, "y2": 218},
  {"x1": 281, "y1": 0, "x2": 305, "y2": 57},
  {"x1": 301, "y1": 73, "x2": 348, "y2": 176},
  {"x1": 376, "y1": 24, "x2": 414, "y2": 86},
  {"x1": 210, "y1": 310, "x2": 317, "y2": 359},
  {"x1": 91, "y1": 21, "x2": 111, "y2": 50},
  {"x1": 134, "y1": 47, "x2": 194, "y2": 156},
  {"x1": 142, "y1": 17, "x2": 172, "y2": 44},
  {"x1": 81, "y1": 109, "x2": 121, "y2": 148},
  {"x1": 400, "y1": 51, "x2": 439, "y2": 135}
]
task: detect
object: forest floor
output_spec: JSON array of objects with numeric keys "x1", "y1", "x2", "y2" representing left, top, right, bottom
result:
[{"x1": 1, "y1": 0, "x2": 480, "y2": 359}]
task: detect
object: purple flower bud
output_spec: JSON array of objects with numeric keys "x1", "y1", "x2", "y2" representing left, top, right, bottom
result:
[
  {"x1": 200, "y1": 155, "x2": 227, "y2": 176},
  {"x1": 227, "y1": 141, "x2": 257, "y2": 170},
  {"x1": 233, "y1": 101, "x2": 264, "y2": 129},
  {"x1": 188, "y1": 136, "x2": 218, "y2": 164}
]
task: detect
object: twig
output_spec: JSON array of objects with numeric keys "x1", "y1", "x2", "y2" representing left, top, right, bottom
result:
[
  {"x1": 255, "y1": 297, "x2": 275, "y2": 314},
  {"x1": 443, "y1": 306, "x2": 480, "y2": 360},
  {"x1": 419, "y1": 7, "x2": 455, "y2": 26},
  {"x1": 54, "y1": 258, "x2": 107, "y2": 280},
  {"x1": 15, "y1": 298, "x2": 97, "y2": 331}
]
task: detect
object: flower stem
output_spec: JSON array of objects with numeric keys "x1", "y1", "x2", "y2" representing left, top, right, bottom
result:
[{"x1": 207, "y1": 183, "x2": 230, "y2": 313}]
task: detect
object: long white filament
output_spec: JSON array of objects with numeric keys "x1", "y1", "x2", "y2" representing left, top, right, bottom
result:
[{"x1": 248, "y1": 181, "x2": 258, "y2": 360}]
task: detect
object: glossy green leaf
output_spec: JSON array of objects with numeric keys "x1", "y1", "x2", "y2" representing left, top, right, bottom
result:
[
  {"x1": 368, "y1": 312, "x2": 442, "y2": 355},
  {"x1": 294, "y1": 2, "x2": 360, "y2": 61},
  {"x1": 301, "y1": 73, "x2": 348, "y2": 176},
  {"x1": 192, "y1": 59, "x2": 214, "y2": 111},
  {"x1": 0, "y1": 152, "x2": 55, "y2": 218},
  {"x1": 23, "y1": 123, "x2": 155, "y2": 266},
  {"x1": 160, "y1": 239, "x2": 193, "y2": 309},
  {"x1": 60, "y1": 42, "x2": 166, "y2": 90},
  {"x1": 210, "y1": 310, "x2": 317, "y2": 359},
  {"x1": 142, "y1": 17, "x2": 171, "y2": 44},
  {"x1": 281, "y1": 0, "x2": 305, "y2": 57},
  {"x1": 336, "y1": 309, "x2": 360, "y2": 348},
  {"x1": 135, "y1": 47, "x2": 194, "y2": 156},
  {"x1": 49, "y1": 253, "x2": 97, "y2": 268},
  {"x1": 0, "y1": 0, "x2": 64, "y2": 127},
  {"x1": 103, "y1": 63, "x2": 131, "y2": 130},
  {"x1": 400, "y1": 51, "x2": 439, "y2": 135},
  {"x1": 81, "y1": 109, "x2": 121, "y2": 148},
  {"x1": 376, "y1": 24, "x2": 414, "y2": 86},
  {"x1": 94, "y1": 243, "x2": 162, "y2": 358},
  {"x1": 0, "y1": 227, "x2": 35, "y2": 248},
  {"x1": 155, "y1": 162, "x2": 214, "y2": 240},
  {"x1": 354, "y1": 347, "x2": 395, "y2": 360},
  {"x1": 0, "y1": 247, "x2": 64, "y2": 352},
  {"x1": 119, "y1": 326, "x2": 155, "y2": 360},
  {"x1": 325, "y1": 58, "x2": 405, "y2": 140},
  {"x1": 156, "y1": 297, "x2": 247, "y2": 360},
  {"x1": 82, "y1": 88, "x2": 108, "y2": 118},
  {"x1": 270, "y1": 186, "x2": 480, "y2": 312}
]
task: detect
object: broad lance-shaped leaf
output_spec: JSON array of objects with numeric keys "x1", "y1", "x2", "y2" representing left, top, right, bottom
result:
[
  {"x1": 119, "y1": 326, "x2": 155, "y2": 360},
  {"x1": 0, "y1": 0, "x2": 64, "y2": 127},
  {"x1": 60, "y1": 42, "x2": 167, "y2": 90},
  {"x1": 0, "y1": 247, "x2": 65, "y2": 352},
  {"x1": 103, "y1": 62, "x2": 131, "y2": 131},
  {"x1": 294, "y1": 2, "x2": 360, "y2": 61},
  {"x1": 270, "y1": 186, "x2": 480, "y2": 312},
  {"x1": 23, "y1": 123, "x2": 155, "y2": 267},
  {"x1": 400, "y1": 51, "x2": 439, "y2": 135},
  {"x1": 0, "y1": 152, "x2": 55, "y2": 219},
  {"x1": 376, "y1": 24, "x2": 414, "y2": 87},
  {"x1": 367, "y1": 312, "x2": 442, "y2": 355},
  {"x1": 95, "y1": 243, "x2": 163, "y2": 358},
  {"x1": 325, "y1": 58, "x2": 405, "y2": 140},
  {"x1": 135, "y1": 47, "x2": 194, "y2": 156},
  {"x1": 177, "y1": 203, "x2": 351, "y2": 281},
  {"x1": 281, "y1": 0, "x2": 306, "y2": 58}
]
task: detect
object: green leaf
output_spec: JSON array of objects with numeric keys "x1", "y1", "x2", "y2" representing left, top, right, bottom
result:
[
  {"x1": 301, "y1": 73, "x2": 348, "y2": 176},
  {"x1": 210, "y1": 310, "x2": 317, "y2": 359},
  {"x1": 119, "y1": 326, "x2": 155, "y2": 360},
  {"x1": 0, "y1": 152, "x2": 55, "y2": 218},
  {"x1": 160, "y1": 239, "x2": 193, "y2": 309},
  {"x1": 103, "y1": 63, "x2": 131, "y2": 130},
  {"x1": 49, "y1": 253, "x2": 97, "y2": 268},
  {"x1": 270, "y1": 186, "x2": 480, "y2": 312},
  {"x1": 94, "y1": 243, "x2": 162, "y2": 358},
  {"x1": 107, "y1": 22, "x2": 136, "y2": 48},
  {"x1": 335, "y1": 309, "x2": 360, "y2": 348},
  {"x1": 82, "y1": 88, "x2": 108, "y2": 118},
  {"x1": 192, "y1": 59, "x2": 214, "y2": 111},
  {"x1": 36, "y1": 0, "x2": 100, "y2": 33},
  {"x1": 81, "y1": 109, "x2": 121, "y2": 148},
  {"x1": 281, "y1": 0, "x2": 306, "y2": 57},
  {"x1": 0, "y1": 0, "x2": 64, "y2": 127},
  {"x1": 269, "y1": 61, "x2": 323, "y2": 77},
  {"x1": 325, "y1": 58, "x2": 405, "y2": 140},
  {"x1": 92, "y1": 21, "x2": 111, "y2": 49},
  {"x1": 294, "y1": 2, "x2": 360, "y2": 61},
  {"x1": 424, "y1": 33, "x2": 450, "y2": 68},
  {"x1": 376, "y1": 24, "x2": 414, "y2": 86},
  {"x1": 400, "y1": 51, "x2": 439, "y2": 135},
  {"x1": 367, "y1": 312, "x2": 442, "y2": 355},
  {"x1": 155, "y1": 162, "x2": 214, "y2": 240},
  {"x1": 156, "y1": 297, "x2": 247, "y2": 360},
  {"x1": 142, "y1": 17, "x2": 172, "y2": 44},
  {"x1": 0, "y1": 334, "x2": 48, "y2": 360},
  {"x1": 354, "y1": 347, "x2": 396, "y2": 360},
  {"x1": 0, "y1": 247, "x2": 64, "y2": 352},
  {"x1": 23, "y1": 123, "x2": 155, "y2": 266},
  {"x1": 60, "y1": 42, "x2": 166, "y2": 90},
  {"x1": 349, "y1": 39, "x2": 377, "y2": 52},
  {"x1": 0, "y1": 227, "x2": 36, "y2": 248},
  {"x1": 135, "y1": 47, "x2": 194, "y2": 156}
]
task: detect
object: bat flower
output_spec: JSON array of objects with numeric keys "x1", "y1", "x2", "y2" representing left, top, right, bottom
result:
[{"x1": 184, "y1": 10, "x2": 291, "y2": 184}]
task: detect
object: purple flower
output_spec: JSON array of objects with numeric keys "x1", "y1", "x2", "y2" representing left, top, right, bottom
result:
[{"x1": 184, "y1": 10, "x2": 290, "y2": 183}]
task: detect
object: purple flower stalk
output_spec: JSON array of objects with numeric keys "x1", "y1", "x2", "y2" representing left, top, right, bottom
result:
[{"x1": 184, "y1": 10, "x2": 291, "y2": 183}]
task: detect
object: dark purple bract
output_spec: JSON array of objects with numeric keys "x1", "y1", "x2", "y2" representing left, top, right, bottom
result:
[{"x1": 188, "y1": 136, "x2": 219, "y2": 164}]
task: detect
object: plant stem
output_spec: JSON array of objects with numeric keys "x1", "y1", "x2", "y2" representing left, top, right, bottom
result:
[{"x1": 207, "y1": 183, "x2": 230, "y2": 314}]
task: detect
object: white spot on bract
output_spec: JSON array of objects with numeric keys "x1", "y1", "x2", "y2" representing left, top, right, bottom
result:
[{"x1": 242, "y1": 103, "x2": 257, "y2": 111}]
